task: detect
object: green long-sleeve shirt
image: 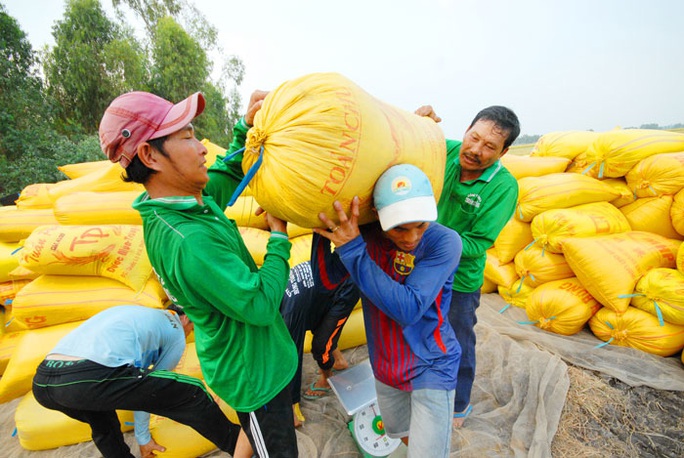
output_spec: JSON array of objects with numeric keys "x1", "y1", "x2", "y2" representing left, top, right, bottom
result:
[
  {"x1": 436, "y1": 140, "x2": 518, "y2": 292},
  {"x1": 133, "y1": 118, "x2": 297, "y2": 411}
]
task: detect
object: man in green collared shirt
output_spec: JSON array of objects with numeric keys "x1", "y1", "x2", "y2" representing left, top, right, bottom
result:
[
  {"x1": 98, "y1": 90, "x2": 298, "y2": 457},
  {"x1": 417, "y1": 105, "x2": 520, "y2": 428}
]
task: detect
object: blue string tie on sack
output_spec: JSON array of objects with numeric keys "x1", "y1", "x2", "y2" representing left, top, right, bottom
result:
[{"x1": 222, "y1": 145, "x2": 265, "y2": 207}]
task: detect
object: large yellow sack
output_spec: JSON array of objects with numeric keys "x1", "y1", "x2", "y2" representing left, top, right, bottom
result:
[
  {"x1": 671, "y1": 188, "x2": 684, "y2": 237},
  {"x1": 0, "y1": 279, "x2": 31, "y2": 305},
  {"x1": 13, "y1": 183, "x2": 55, "y2": 209},
  {"x1": 0, "y1": 331, "x2": 23, "y2": 375},
  {"x1": 15, "y1": 391, "x2": 134, "y2": 451},
  {"x1": 54, "y1": 191, "x2": 143, "y2": 225},
  {"x1": 20, "y1": 225, "x2": 153, "y2": 291},
  {"x1": 481, "y1": 277, "x2": 498, "y2": 294},
  {"x1": 0, "y1": 206, "x2": 58, "y2": 243},
  {"x1": 625, "y1": 152, "x2": 684, "y2": 198},
  {"x1": 16, "y1": 162, "x2": 143, "y2": 210},
  {"x1": 619, "y1": 195, "x2": 683, "y2": 240},
  {"x1": 289, "y1": 233, "x2": 313, "y2": 267},
  {"x1": 484, "y1": 249, "x2": 518, "y2": 288},
  {"x1": 242, "y1": 72, "x2": 446, "y2": 228},
  {"x1": 0, "y1": 241, "x2": 22, "y2": 282},
  {"x1": 500, "y1": 154, "x2": 570, "y2": 180},
  {"x1": 563, "y1": 231, "x2": 681, "y2": 314},
  {"x1": 678, "y1": 242, "x2": 684, "y2": 275},
  {"x1": 524, "y1": 277, "x2": 601, "y2": 336},
  {"x1": 603, "y1": 178, "x2": 637, "y2": 208},
  {"x1": 570, "y1": 129, "x2": 684, "y2": 179},
  {"x1": 224, "y1": 195, "x2": 268, "y2": 230},
  {"x1": 514, "y1": 244, "x2": 574, "y2": 288},
  {"x1": 494, "y1": 218, "x2": 533, "y2": 264},
  {"x1": 11, "y1": 275, "x2": 167, "y2": 330},
  {"x1": 529, "y1": 131, "x2": 599, "y2": 160},
  {"x1": 515, "y1": 173, "x2": 620, "y2": 222},
  {"x1": 57, "y1": 159, "x2": 110, "y2": 179},
  {"x1": 0, "y1": 321, "x2": 83, "y2": 403},
  {"x1": 589, "y1": 306, "x2": 684, "y2": 357},
  {"x1": 497, "y1": 279, "x2": 534, "y2": 310},
  {"x1": 530, "y1": 202, "x2": 631, "y2": 253},
  {"x1": 631, "y1": 268, "x2": 684, "y2": 326}
]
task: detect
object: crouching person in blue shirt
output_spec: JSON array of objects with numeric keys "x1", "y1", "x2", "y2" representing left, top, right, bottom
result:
[{"x1": 32, "y1": 305, "x2": 252, "y2": 458}]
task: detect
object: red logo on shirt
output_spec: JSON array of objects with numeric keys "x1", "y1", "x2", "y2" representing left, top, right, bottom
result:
[{"x1": 393, "y1": 251, "x2": 415, "y2": 276}]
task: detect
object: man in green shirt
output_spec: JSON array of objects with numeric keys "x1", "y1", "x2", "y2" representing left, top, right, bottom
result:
[
  {"x1": 416, "y1": 104, "x2": 520, "y2": 428},
  {"x1": 99, "y1": 90, "x2": 298, "y2": 457}
]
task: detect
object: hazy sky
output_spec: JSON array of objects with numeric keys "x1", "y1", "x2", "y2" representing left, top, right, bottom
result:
[{"x1": 4, "y1": 0, "x2": 683, "y2": 137}]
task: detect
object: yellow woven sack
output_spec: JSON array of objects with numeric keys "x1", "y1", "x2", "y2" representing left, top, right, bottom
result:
[
  {"x1": 619, "y1": 195, "x2": 682, "y2": 240},
  {"x1": 0, "y1": 241, "x2": 21, "y2": 283},
  {"x1": 670, "y1": 188, "x2": 684, "y2": 237},
  {"x1": 530, "y1": 202, "x2": 631, "y2": 253},
  {"x1": 529, "y1": 130, "x2": 599, "y2": 160},
  {"x1": 484, "y1": 249, "x2": 518, "y2": 288},
  {"x1": 47, "y1": 162, "x2": 144, "y2": 204},
  {"x1": 0, "y1": 279, "x2": 31, "y2": 304},
  {"x1": 514, "y1": 244, "x2": 574, "y2": 288},
  {"x1": 14, "y1": 183, "x2": 55, "y2": 209},
  {"x1": 289, "y1": 233, "x2": 313, "y2": 267},
  {"x1": 572, "y1": 129, "x2": 684, "y2": 179},
  {"x1": 224, "y1": 195, "x2": 268, "y2": 230},
  {"x1": 497, "y1": 279, "x2": 534, "y2": 310},
  {"x1": 589, "y1": 306, "x2": 684, "y2": 357},
  {"x1": 525, "y1": 277, "x2": 601, "y2": 336},
  {"x1": 286, "y1": 223, "x2": 312, "y2": 239},
  {"x1": 563, "y1": 231, "x2": 681, "y2": 314},
  {"x1": 500, "y1": 154, "x2": 570, "y2": 180},
  {"x1": 57, "y1": 159, "x2": 110, "y2": 179},
  {"x1": 20, "y1": 225, "x2": 153, "y2": 291},
  {"x1": 15, "y1": 391, "x2": 134, "y2": 451},
  {"x1": 515, "y1": 173, "x2": 620, "y2": 222},
  {"x1": 0, "y1": 206, "x2": 58, "y2": 243},
  {"x1": 625, "y1": 152, "x2": 684, "y2": 198},
  {"x1": 0, "y1": 331, "x2": 23, "y2": 375},
  {"x1": 54, "y1": 191, "x2": 143, "y2": 225},
  {"x1": 0, "y1": 321, "x2": 82, "y2": 403},
  {"x1": 238, "y1": 227, "x2": 270, "y2": 266},
  {"x1": 11, "y1": 275, "x2": 166, "y2": 330},
  {"x1": 242, "y1": 72, "x2": 446, "y2": 228},
  {"x1": 481, "y1": 277, "x2": 497, "y2": 294},
  {"x1": 603, "y1": 178, "x2": 637, "y2": 208},
  {"x1": 494, "y1": 218, "x2": 533, "y2": 264},
  {"x1": 678, "y1": 242, "x2": 684, "y2": 275},
  {"x1": 631, "y1": 268, "x2": 684, "y2": 326}
]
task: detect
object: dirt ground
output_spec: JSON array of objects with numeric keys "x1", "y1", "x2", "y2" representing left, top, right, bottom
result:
[{"x1": 552, "y1": 365, "x2": 684, "y2": 458}]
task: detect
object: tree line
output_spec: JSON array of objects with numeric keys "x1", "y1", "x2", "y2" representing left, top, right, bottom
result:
[{"x1": 0, "y1": 0, "x2": 243, "y2": 197}]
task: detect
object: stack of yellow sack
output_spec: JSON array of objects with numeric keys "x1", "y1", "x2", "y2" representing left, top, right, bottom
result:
[{"x1": 488, "y1": 128, "x2": 684, "y2": 360}]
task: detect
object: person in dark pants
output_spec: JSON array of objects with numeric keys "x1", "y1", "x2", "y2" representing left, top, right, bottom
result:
[
  {"x1": 32, "y1": 305, "x2": 252, "y2": 458},
  {"x1": 280, "y1": 248, "x2": 360, "y2": 425},
  {"x1": 416, "y1": 104, "x2": 521, "y2": 428}
]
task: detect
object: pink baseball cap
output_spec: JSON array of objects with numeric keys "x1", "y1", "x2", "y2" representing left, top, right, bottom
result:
[{"x1": 99, "y1": 91, "x2": 206, "y2": 168}]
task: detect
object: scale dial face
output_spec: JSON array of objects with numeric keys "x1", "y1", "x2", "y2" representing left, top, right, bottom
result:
[{"x1": 352, "y1": 402, "x2": 401, "y2": 456}]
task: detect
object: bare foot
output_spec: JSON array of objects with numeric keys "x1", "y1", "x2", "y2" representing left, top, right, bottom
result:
[{"x1": 331, "y1": 348, "x2": 349, "y2": 371}]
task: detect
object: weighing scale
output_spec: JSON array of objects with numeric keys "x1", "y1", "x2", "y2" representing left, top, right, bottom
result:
[{"x1": 327, "y1": 359, "x2": 401, "y2": 457}]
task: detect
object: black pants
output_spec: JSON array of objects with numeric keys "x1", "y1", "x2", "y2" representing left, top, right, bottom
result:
[
  {"x1": 236, "y1": 386, "x2": 298, "y2": 458},
  {"x1": 33, "y1": 359, "x2": 240, "y2": 458}
]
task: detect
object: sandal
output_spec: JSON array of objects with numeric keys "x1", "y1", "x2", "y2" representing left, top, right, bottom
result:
[
  {"x1": 453, "y1": 404, "x2": 472, "y2": 419},
  {"x1": 302, "y1": 381, "x2": 332, "y2": 400}
]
